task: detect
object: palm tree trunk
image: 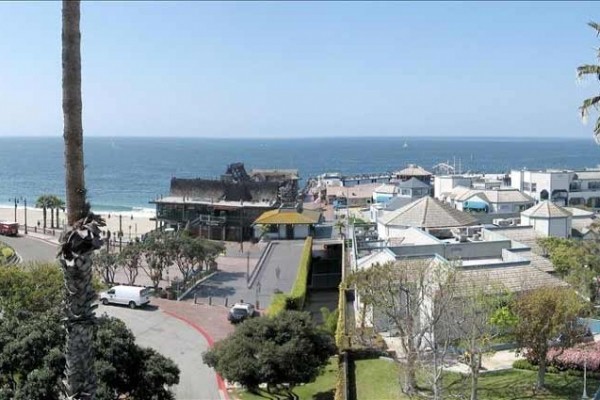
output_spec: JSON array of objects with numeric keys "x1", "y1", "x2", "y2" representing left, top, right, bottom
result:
[
  {"x1": 43, "y1": 206, "x2": 47, "y2": 229},
  {"x1": 61, "y1": 1, "x2": 98, "y2": 398},
  {"x1": 50, "y1": 207, "x2": 55, "y2": 229}
]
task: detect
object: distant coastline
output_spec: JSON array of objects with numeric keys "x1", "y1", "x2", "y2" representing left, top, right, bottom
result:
[{"x1": 0, "y1": 136, "x2": 598, "y2": 212}]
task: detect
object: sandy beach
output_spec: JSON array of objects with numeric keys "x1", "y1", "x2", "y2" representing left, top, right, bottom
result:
[{"x1": 0, "y1": 206, "x2": 157, "y2": 240}]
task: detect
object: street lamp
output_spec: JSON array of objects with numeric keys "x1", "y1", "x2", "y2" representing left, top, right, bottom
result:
[{"x1": 8, "y1": 198, "x2": 18, "y2": 223}]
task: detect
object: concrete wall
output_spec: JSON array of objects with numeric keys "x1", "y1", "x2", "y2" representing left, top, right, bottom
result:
[
  {"x1": 294, "y1": 225, "x2": 309, "y2": 239},
  {"x1": 391, "y1": 239, "x2": 512, "y2": 260}
]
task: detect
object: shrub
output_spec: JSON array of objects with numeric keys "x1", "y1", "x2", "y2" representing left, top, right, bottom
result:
[
  {"x1": 267, "y1": 293, "x2": 289, "y2": 315},
  {"x1": 1, "y1": 247, "x2": 14, "y2": 259},
  {"x1": 546, "y1": 341, "x2": 600, "y2": 372},
  {"x1": 289, "y1": 236, "x2": 312, "y2": 310}
]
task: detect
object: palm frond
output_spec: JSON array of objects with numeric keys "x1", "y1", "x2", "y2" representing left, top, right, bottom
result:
[
  {"x1": 589, "y1": 21, "x2": 600, "y2": 36},
  {"x1": 580, "y1": 96, "x2": 600, "y2": 118},
  {"x1": 576, "y1": 64, "x2": 600, "y2": 79},
  {"x1": 595, "y1": 117, "x2": 600, "y2": 144}
]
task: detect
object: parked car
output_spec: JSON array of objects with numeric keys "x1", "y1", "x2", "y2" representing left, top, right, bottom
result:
[
  {"x1": 228, "y1": 302, "x2": 256, "y2": 323},
  {"x1": 99, "y1": 285, "x2": 151, "y2": 309}
]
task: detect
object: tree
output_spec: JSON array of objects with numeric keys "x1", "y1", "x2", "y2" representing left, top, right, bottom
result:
[
  {"x1": 140, "y1": 231, "x2": 172, "y2": 289},
  {"x1": 166, "y1": 233, "x2": 224, "y2": 287},
  {"x1": 577, "y1": 21, "x2": 600, "y2": 144},
  {"x1": 91, "y1": 250, "x2": 118, "y2": 285},
  {"x1": 35, "y1": 195, "x2": 52, "y2": 229},
  {"x1": 118, "y1": 242, "x2": 143, "y2": 286},
  {"x1": 0, "y1": 262, "x2": 180, "y2": 399},
  {"x1": 512, "y1": 286, "x2": 585, "y2": 389},
  {"x1": 203, "y1": 311, "x2": 335, "y2": 397},
  {"x1": 347, "y1": 259, "x2": 457, "y2": 397},
  {"x1": 60, "y1": 1, "x2": 104, "y2": 397},
  {"x1": 450, "y1": 277, "x2": 515, "y2": 400},
  {"x1": 45, "y1": 195, "x2": 65, "y2": 229}
]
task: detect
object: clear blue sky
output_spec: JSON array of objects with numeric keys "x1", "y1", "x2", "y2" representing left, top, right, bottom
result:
[{"x1": 0, "y1": 1, "x2": 599, "y2": 138}]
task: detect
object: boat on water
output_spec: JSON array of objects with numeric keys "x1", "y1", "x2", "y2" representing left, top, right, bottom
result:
[{"x1": 403, "y1": 141, "x2": 408, "y2": 149}]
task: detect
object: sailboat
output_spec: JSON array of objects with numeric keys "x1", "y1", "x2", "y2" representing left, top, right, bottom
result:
[{"x1": 403, "y1": 141, "x2": 408, "y2": 149}]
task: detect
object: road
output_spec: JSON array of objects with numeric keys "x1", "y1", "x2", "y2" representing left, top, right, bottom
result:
[
  {"x1": 0, "y1": 234, "x2": 58, "y2": 262},
  {"x1": 98, "y1": 303, "x2": 222, "y2": 400}
]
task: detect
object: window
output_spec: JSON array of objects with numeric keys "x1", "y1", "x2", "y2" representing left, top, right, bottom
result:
[
  {"x1": 523, "y1": 182, "x2": 531, "y2": 191},
  {"x1": 531, "y1": 183, "x2": 537, "y2": 192},
  {"x1": 589, "y1": 181, "x2": 600, "y2": 190}
]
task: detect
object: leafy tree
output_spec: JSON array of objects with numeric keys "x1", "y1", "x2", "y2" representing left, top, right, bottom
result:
[
  {"x1": 166, "y1": 233, "x2": 224, "y2": 287},
  {"x1": 0, "y1": 263, "x2": 64, "y2": 315},
  {"x1": 512, "y1": 286, "x2": 585, "y2": 390},
  {"x1": 450, "y1": 277, "x2": 514, "y2": 400},
  {"x1": 91, "y1": 249, "x2": 119, "y2": 285},
  {"x1": 577, "y1": 21, "x2": 600, "y2": 143},
  {"x1": 347, "y1": 259, "x2": 457, "y2": 397},
  {"x1": 118, "y1": 241, "x2": 143, "y2": 285},
  {"x1": 141, "y1": 231, "x2": 172, "y2": 289},
  {"x1": 0, "y1": 263, "x2": 180, "y2": 399},
  {"x1": 203, "y1": 311, "x2": 335, "y2": 397}
]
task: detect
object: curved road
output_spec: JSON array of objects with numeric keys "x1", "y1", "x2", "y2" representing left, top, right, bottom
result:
[
  {"x1": 3, "y1": 235, "x2": 223, "y2": 399},
  {"x1": 98, "y1": 304, "x2": 222, "y2": 400},
  {"x1": 0, "y1": 234, "x2": 57, "y2": 262}
]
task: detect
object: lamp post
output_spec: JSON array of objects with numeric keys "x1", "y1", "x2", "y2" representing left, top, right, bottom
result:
[
  {"x1": 118, "y1": 214, "x2": 123, "y2": 252},
  {"x1": 9, "y1": 198, "x2": 18, "y2": 223},
  {"x1": 23, "y1": 198, "x2": 27, "y2": 234}
]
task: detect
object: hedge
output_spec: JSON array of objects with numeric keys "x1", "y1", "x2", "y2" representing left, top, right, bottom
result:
[
  {"x1": 289, "y1": 236, "x2": 313, "y2": 310},
  {"x1": 335, "y1": 283, "x2": 348, "y2": 350},
  {"x1": 267, "y1": 236, "x2": 313, "y2": 315}
]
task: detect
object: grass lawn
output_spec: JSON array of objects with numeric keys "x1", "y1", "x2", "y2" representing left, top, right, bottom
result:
[
  {"x1": 235, "y1": 357, "x2": 337, "y2": 400},
  {"x1": 355, "y1": 357, "x2": 600, "y2": 400}
]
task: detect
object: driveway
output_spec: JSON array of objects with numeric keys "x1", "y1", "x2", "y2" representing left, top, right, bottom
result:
[{"x1": 98, "y1": 303, "x2": 224, "y2": 400}]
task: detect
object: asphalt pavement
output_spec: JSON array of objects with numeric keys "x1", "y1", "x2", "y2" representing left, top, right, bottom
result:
[
  {"x1": 0, "y1": 233, "x2": 58, "y2": 262},
  {"x1": 98, "y1": 303, "x2": 223, "y2": 400}
]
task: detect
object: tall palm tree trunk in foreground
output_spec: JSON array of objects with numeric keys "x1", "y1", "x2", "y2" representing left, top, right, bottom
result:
[{"x1": 61, "y1": 1, "x2": 103, "y2": 398}]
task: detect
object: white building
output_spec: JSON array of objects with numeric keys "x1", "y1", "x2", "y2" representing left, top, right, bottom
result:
[
  {"x1": 439, "y1": 186, "x2": 534, "y2": 215},
  {"x1": 520, "y1": 200, "x2": 572, "y2": 238},
  {"x1": 511, "y1": 168, "x2": 600, "y2": 207}
]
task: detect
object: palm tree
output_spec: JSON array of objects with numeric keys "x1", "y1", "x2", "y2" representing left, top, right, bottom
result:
[
  {"x1": 35, "y1": 194, "x2": 52, "y2": 229},
  {"x1": 60, "y1": 1, "x2": 103, "y2": 398},
  {"x1": 577, "y1": 22, "x2": 600, "y2": 144},
  {"x1": 46, "y1": 194, "x2": 65, "y2": 229}
]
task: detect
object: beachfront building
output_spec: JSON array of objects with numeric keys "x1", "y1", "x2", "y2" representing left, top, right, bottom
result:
[
  {"x1": 392, "y1": 164, "x2": 432, "y2": 184},
  {"x1": 150, "y1": 163, "x2": 299, "y2": 241},
  {"x1": 376, "y1": 196, "x2": 479, "y2": 240},
  {"x1": 511, "y1": 168, "x2": 600, "y2": 207},
  {"x1": 326, "y1": 183, "x2": 380, "y2": 208},
  {"x1": 252, "y1": 205, "x2": 322, "y2": 240}
]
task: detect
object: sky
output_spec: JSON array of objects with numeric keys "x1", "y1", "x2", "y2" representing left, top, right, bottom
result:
[{"x1": 0, "y1": 1, "x2": 599, "y2": 138}]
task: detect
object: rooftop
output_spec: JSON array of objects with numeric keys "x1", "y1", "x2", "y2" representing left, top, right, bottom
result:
[
  {"x1": 521, "y1": 200, "x2": 571, "y2": 218},
  {"x1": 379, "y1": 196, "x2": 479, "y2": 228},
  {"x1": 253, "y1": 208, "x2": 321, "y2": 225}
]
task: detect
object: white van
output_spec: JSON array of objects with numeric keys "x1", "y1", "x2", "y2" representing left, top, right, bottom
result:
[{"x1": 99, "y1": 285, "x2": 151, "y2": 309}]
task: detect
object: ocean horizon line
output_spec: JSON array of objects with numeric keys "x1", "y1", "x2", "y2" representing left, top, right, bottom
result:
[{"x1": 0, "y1": 135, "x2": 595, "y2": 142}]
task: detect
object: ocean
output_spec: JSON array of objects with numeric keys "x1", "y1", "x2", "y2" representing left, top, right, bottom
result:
[{"x1": 0, "y1": 136, "x2": 598, "y2": 212}]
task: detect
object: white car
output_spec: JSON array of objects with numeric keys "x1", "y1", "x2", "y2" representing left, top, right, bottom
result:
[{"x1": 227, "y1": 302, "x2": 256, "y2": 323}]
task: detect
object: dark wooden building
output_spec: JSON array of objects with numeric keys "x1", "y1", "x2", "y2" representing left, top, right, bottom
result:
[{"x1": 150, "y1": 163, "x2": 299, "y2": 241}]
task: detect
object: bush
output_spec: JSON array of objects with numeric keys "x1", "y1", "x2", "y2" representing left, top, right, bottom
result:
[
  {"x1": 546, "y1": 341, "x2": 600, "y2": 372},
  {"x1": 1, "y1": 247, "x2": 14, "y2": 258},
  {"x1": 267, "y1": 293, "x2": 289, "y2": 315},
  {"x1": 289, "y1": 237, "x2": 312, "y2": 310},
  {"x1": 513, "y1": 359, "x2": 559, "y2": 374},
  {"x1": 335, "y1": 284, "x2": 347, "y2": 350}
]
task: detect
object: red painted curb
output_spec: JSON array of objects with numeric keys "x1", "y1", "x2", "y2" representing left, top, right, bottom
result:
[{"x1": 163, "y1": 310, "x2": 229, "y2": 400}]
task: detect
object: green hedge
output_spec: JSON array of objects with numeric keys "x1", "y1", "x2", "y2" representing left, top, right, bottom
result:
[
  {"x1": 290, "y1": 236, "x2": 313, "y2": 310},
  {"x1": 267, "y1": 236, "x2": 313, "y2": 315},
  {"x1": 335, "y1": 283, "x2": 348, "y2": 350}
]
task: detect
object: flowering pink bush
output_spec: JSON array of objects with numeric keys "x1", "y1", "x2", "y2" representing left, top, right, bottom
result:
[{"x1": 546, "y1": 341, "x2": 600, "y2": 372}]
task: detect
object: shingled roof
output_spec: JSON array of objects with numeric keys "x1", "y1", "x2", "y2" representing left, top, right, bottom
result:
[
  {"x1": 254, "y1": 208, "x2": 321, "y2": 225},
  {"x1": 378, "y1": 196, "x2": 479, "y2": 228},
  {"x1": 521, "y1": 200, "x2": 571, "y2": 219}
]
